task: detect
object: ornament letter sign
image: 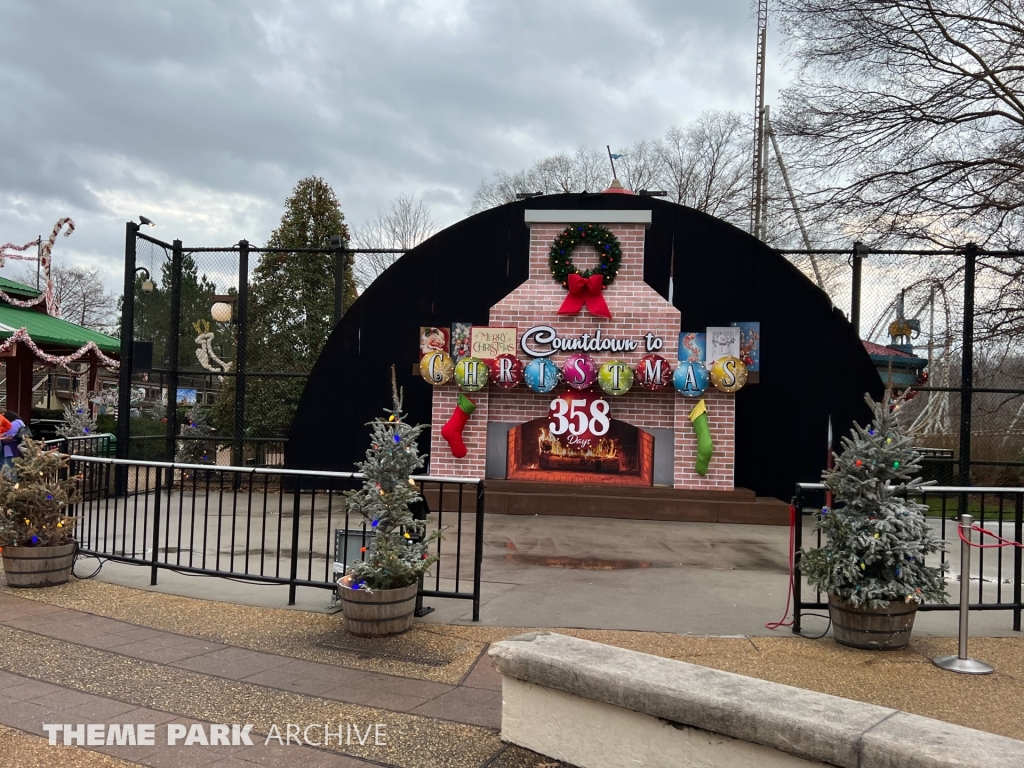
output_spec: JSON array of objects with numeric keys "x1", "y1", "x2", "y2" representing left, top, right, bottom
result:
[
  {"x1": 420, "y1": 351, "x2": 454, "y2": 385},
  {"x1": 547, "y1": 390, "x2": 611, "y2": 451},
  {"x1": 709, "y1": 356, "x2": 748, "y2": 393}
]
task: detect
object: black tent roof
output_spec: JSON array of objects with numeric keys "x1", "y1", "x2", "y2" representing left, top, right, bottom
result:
[{"x1": 287, "y1": 193, "x2": 881, "y2": 500}]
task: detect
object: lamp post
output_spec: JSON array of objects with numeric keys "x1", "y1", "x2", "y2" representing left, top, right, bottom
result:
[
  {"x1": 211, "y1": 300, "x2": 233, "y2": 323},
  {"x1": 116, "y1": 218, "x2": 156, "y2": 495},
  {"x1": 136, "y1": 267, "x2": 156, "y2": 294}
]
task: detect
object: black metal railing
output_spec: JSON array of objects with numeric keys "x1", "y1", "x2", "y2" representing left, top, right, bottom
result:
[
  {"x1": 792, "y1": 483, "x2": 1023, "y2": 633},
  {"x1": 66, "y1": 455, "x2": 485, "y2": 620},
  {"x1": 43, "y1": 433, "x2": 115, "y2": 457}
]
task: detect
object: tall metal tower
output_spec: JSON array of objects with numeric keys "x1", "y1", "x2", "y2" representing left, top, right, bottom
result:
[{"x1": 751, "y1": 0, "x2": 769, "y2": 239}]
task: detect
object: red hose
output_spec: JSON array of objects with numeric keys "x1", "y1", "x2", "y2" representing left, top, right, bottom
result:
[{"x1": 765, "y1": 504, "x2": 797, "y2": 630}]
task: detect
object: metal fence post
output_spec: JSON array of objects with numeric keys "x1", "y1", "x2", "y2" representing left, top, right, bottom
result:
[
  {"x1": 850, "y1": 242, "x2": 865, "y2": 337},
  {"x1": 164, "y1": 239, "x2": 183, "y2": 476},
  {"x1": 150, "y1": 467, "x2": 163, "y2": 586},
  {"x1": 288, "y1": 478, "x2": 302, "y2": 605},
  {"x1": 1015, "y1": 493, "x2": 1022, "y2": 632},
  {"x1": 233, "y1": 240, "x2": 249, "y2": 470},
  {"x1": 792, "y1": 486, "x2": 803, "y2": 634},
  {"x1": 116, "y1": 222, "x2": 138, "y2": 496},
  {"x1": 933, "y1": 514, "x2": 993, "y2": 674},
  {"x1": 472, "y1": 480, "x2": 485, "y2": 622},
  {"x1": 958, "y1": 243, "x2": 977, "y2": 494},
  {"x1": 332, "y1": 236, "x2": 346, "y2": 327},
  {"x1": 411, "y1": 492, "x2": 433, "y2": 617}
]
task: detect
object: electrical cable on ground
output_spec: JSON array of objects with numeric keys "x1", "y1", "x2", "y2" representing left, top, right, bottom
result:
[
  {"x1": 74, "y1": 555, "x2": 336, "y2": 590},
  {"x1": 72, "y1": 550, "x2": 106, "y2": 580},
  {"x1": 794, "y1": 614, "x2": 832, "y2": 640}
]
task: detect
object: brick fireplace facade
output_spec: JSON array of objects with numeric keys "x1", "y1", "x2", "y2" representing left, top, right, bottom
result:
[{"x1": 429, "y1": 210, "x2": 736, "y2": 490}]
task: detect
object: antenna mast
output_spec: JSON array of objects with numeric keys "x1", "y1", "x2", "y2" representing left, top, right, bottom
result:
[{"x1": 751, "y1": 0, "x2": 769, "y2": 239}]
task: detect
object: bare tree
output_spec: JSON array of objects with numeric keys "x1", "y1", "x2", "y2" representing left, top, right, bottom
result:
[
  {"x1": 351, "y1": 194, "x2": 437, "y2": 289},
  {"x1": 470, "y1": 146, "x2": 609, "y2": 212},
  {"x1": 615, "y1": 139, "x2": 666, "y2": 193},
  {"x1": 775, "y1": 0, "x2": 1024, "y2": 247},
  {"x1": 15, "y1": 265, "x2": 116, "y2": 331},
  {"x1": 659, "y1": 112, "x2": 750, "y2": 225},
  {"x1": 464, "y1": 113, "x2": 852, "y2": 294},
  {"x1": 470, "y1": 115, "x2": 753, "y2": 220}
]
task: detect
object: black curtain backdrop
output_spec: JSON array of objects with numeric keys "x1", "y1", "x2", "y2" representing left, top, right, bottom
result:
[{"x1": 287, "y1": 194, "x2": 882, "y2": 500}]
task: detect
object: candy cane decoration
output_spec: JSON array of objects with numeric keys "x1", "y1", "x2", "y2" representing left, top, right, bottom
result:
[
  {"x1": 0, "y1": 236, "x2": 40, "y2": 267},
  {"x1": 0, "y1": 235, "x2": 47, "y2": 307},
  {"x1": 0, "y1": 217, "x2": 74, "y2": 316},
  {"x1": 39, "y1": 217, "x2": 74, "y2": 317}
]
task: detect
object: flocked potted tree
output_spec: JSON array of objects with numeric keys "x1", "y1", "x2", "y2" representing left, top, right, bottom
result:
[
  {"x1": 0, "y1": 440, "x2": 80, "y2": 587},
  {"x1": 801, "y1": 391, "x2": 947, "y2": 649},
  {"x1": 339, "y1": 371, "x2": 442, "y2": 636}
]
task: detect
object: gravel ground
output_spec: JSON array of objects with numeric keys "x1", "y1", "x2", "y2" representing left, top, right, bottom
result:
[
  {"x1": 0, "y1": 725, "x2": 138, "y2": 767},
  {"x1": 3, "y1": 567, "x2": 1023, "y2": 743},
  {"x1": 0, "y1": 624, "x2": 503, "y2": 768}
]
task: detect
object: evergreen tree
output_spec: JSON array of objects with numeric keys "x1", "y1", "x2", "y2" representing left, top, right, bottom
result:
[
  {"x1": 175, "y1": 406, "x2": 215, "y2": 464},
  {"x1": 802, "y1": 392, "x2": 947, "y2": 608},
  {"x1": 120, "y1": 254, "x2": 223, "y2": 368},
  {"x1": 0, "y1": 440, "x2": 78, "y2": 547},
  {"x1": 344, "y1": 371, "x2": 442, "y2": 591},
  {"x1": 246, "y1": 177, "x2": 353, "y2": 436},
  {"x1": 56, "y1": 395, "x2": 97, "y2": 438},
  {"x1": 170, "y1": 255, "x2": 221, "y2": 370}
]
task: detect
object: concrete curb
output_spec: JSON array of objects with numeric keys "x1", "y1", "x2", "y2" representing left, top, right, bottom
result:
[{"x1": 488, "y1": 632, "x2": 1024, "y2": 768}]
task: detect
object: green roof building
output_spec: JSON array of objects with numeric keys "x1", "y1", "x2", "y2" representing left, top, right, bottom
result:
[{"x1": 0, "y1": 275, "x2": 120, "y2": 419}]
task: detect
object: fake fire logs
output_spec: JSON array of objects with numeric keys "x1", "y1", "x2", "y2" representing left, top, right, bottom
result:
[{"x1": 537, "y1": 428, "x2": 622, "y2": 474}]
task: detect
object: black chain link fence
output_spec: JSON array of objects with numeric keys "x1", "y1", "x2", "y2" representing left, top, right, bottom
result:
[
  {"x1": 117, "y1": 227, "x2": 402, "y2": 477},
  {"x1": 781, "y1": 245, "x2": 1024, "y2": 487},
  {"x1": 120, "y1": 227, "x2": 1022, "y2": 487}
]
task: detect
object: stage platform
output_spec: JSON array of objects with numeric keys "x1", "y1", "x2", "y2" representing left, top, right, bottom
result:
[{"x1": 481, "y1": 480, "x2": 790, "y2": 526}]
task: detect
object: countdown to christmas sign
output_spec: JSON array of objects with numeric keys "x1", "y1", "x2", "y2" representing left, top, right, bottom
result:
[{"x1": 547, "y1": 390, "x2": 611, "y2": 452}]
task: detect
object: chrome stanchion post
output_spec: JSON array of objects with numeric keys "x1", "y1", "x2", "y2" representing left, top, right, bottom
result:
[{"x1": 933, "y1": 514, "x2": 994, "y2": 674}]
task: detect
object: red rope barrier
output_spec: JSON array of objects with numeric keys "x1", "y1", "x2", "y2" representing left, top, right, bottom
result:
[
  {"x1": 765, "y1": 504, "x2": 797, "y2": 630},
  {"x1": 959, "y1": 524, "x2": 1024, "y2": 550}
]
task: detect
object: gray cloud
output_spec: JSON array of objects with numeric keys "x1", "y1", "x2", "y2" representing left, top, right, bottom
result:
[{"x1": 0, "y1": 0, "x2": 787, "y2": 290}]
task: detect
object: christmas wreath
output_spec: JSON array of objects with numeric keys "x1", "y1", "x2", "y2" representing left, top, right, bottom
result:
[{"x1": 549, "y1": 223, "x2": 622, "y2": 287}]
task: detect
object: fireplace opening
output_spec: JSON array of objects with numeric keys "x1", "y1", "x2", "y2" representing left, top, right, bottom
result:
[{"x1": 507, "y1": 417, "x2": 654, "y2": 486}]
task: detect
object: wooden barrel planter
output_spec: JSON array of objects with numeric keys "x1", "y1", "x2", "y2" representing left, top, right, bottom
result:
[
  {"x1": 341, "y1": 581, "x2": 418, "y2": 637},
  {"x1": 1, "y1": 542, "x2": 76, "y2": 588},
  {"x1": 828, "y1": 594, "x2": 918, "y2": 650}
]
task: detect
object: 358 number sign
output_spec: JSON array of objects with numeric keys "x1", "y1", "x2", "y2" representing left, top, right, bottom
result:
[{"x1": 547, "y1": 391, "x2": 611, "y2": 449}]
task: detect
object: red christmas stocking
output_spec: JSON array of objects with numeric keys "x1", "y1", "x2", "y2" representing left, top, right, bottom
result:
[{"x1": 441, "y1": 394, "x2": 476, "y2": 458}]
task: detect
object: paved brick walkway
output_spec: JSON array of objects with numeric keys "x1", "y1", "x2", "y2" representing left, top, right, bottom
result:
[{"x1": 0, "y1": 591, "x2": 513, "y2": 768}]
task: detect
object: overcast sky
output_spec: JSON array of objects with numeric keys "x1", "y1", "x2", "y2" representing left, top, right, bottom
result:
[{"x1": 0, "y1": 1, "x2": 789, "y2": 291}]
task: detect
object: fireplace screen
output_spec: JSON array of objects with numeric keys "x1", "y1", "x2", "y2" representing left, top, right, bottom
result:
[{"x1": 507, "y1": 417, "x2": 654, "y2": 486}]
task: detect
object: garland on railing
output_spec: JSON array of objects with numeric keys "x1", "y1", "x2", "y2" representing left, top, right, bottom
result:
[{"x1": 0, "y1": 327, "x2": 119, "y2": 371}]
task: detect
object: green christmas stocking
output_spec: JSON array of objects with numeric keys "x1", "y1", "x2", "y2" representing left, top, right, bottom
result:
[{"x1": 689, "y1": 399, "x2": 713, "y2": 475}]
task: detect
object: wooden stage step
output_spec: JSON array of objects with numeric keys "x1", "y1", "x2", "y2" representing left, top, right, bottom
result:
[{"x1": 482, "y1": 479, "x2": 790, "y2": 526}]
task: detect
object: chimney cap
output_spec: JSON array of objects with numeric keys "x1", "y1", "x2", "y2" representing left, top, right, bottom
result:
[{"x1": 602, "y1": 178, "x2": 634, "y2": 195}]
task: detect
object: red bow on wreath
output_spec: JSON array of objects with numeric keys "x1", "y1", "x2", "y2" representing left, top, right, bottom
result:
[{"x1": 557, "y1": 273, "x2": 612, "y2": 319}]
